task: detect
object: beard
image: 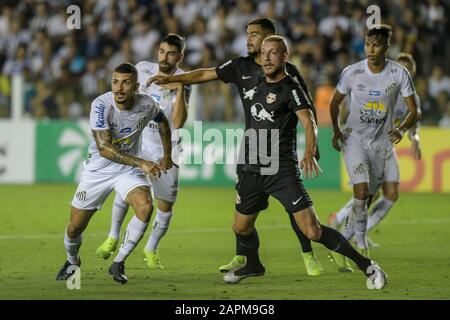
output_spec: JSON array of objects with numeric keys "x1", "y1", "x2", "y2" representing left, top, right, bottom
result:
[{"x1": 159, "y1": 62, "x2": 174, "y2": 74}]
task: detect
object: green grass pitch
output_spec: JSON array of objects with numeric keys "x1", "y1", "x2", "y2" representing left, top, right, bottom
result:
[{"x1": 0, "y1": 184, "x2": 449, "y2": 300}]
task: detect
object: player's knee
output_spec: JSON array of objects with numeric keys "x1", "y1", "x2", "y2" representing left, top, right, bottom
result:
[
  {"x1": 306, "y1": 227, "x2": 322, "y2": 241},
  {"x1": 134, "y1": 200, "x2": 154, "y2": 222},
  {"x1": 384, "y1": 191, "x2": 398, "y2": 202},
  {"x1": 67, "y1": 224, "x2": 83, "y2": 238},
  {"x1": 354, "y1": 190, "x2": 369, "y2": 200},
  {"x1": 232, "y1": 222, "x2": 252, "y2": 235}
]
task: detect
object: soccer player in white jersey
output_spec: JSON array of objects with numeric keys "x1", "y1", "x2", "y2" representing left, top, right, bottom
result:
[
  {"x1": 328, "y1": 25, "x2": 421, "y2": 270},
  {"x1": 328, "y1": 53, "x2": 421, "y2": 258},
  {"x1": 56, "y1": 63, "x2": 173, "y2": 284},
  {"x1": 96, "y1": 34, "x2": 189, "y2": 270}
]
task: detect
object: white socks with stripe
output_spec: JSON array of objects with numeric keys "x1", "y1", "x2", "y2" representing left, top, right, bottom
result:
[
  {"x1": 145, "y1": 209, "x2": 173, "y2": 252},
  {"x1": 108, "y1": 195, "x2": 128, "y2": 240},
  {"x1": 114, "y1": 215, "x2": 149, "y2": 263},
  {"x1": 64, "y1": 229, "x2": 82, "y2": 265},
  {"x1": 367, "y1": 197, "x2": 395, "y2": 232}
]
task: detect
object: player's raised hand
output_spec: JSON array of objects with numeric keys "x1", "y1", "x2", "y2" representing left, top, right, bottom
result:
[
  {"x1": 139, "y1": 160, "x2": 166, "y2": 178},
  {"x1": 146, "y1": 75, "x2": 170, "y2": 87},
  {"x1": 332, "y1": 129, "x2": 345, "y2": 152},
  {"x1": 159, "y1": 154, "x2": 175, "y2": 170},
  {"x1": 300, "y1": 153, "x2": 323, "y2": 180},
  {"x1": 388, "y1": 127, "x2": 405, "y2": 144}
]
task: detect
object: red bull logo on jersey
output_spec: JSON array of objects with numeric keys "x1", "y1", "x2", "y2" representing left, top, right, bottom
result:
[
  {"x1": 251, "y1": 103, "x2": 275, "y2": 122},
  {"x1": 360, "y1": 101, "x2": 387, "y2": 125}
]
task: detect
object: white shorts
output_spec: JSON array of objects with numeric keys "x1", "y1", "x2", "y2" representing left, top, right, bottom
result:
[
  {"x1": 71, "y1": 167, "x2": 151, "y2": 210},
  {"x1": 148, "y1": 165, "x2": 179, "y2": 203},
  {"x1": 384, "y1": 148, "x2": 400, "y2": 183},
  {"x1": 342, "y1": 143, "x2": 390, "y2": 195}
]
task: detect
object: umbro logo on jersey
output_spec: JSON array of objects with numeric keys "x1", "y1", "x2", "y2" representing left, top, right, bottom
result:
[
  {"x1": 242, "y1": 75, "x2": 252, "y2": 79},
  {"x1": 356, "y1": 84, "x2": 366, "y2": 91}
]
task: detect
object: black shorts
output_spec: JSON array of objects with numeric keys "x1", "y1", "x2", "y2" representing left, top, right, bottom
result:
[{"x1": 235, "y1": 169, "x2": 313, "y2": 215}]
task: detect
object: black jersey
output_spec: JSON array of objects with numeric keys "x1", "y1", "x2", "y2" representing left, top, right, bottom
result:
[
  {"x1": 243, "y1": 75, "x2": 313, "y2": 173},
  {"x1": 215, "y1": 56, "x2": 320, "y2": 161}
]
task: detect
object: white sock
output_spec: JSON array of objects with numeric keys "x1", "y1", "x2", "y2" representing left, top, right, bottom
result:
[
  {"x1": 145, "y1": 209, "x2": 173, "y2": 252},
  {"x1": 64, "y1": 229, "x2": 82, "y2": 265},
  {"x1": 342, "y1": 211, "x2": 355, "y2": 240},
  {"x1": 352, "y1": 198, "x2": 369, "y2": 249},
  {"x1": 114, "y1": 215, "x2": 149, "y2": 263},
  {"x1": 336, "y1": 198, "x2": 353, "y2": 226},
  {"x1": 367, "y1": 197, "x2": 395, "y2": 232},
  {"x1": 108, "y1": 194, "x2": 129, "y2": 240}
]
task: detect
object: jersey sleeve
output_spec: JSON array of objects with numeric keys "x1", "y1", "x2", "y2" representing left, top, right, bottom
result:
[
  {"x1": 215, "y1": 58, "x2": 240, "y2": 84},
  {"x1": 400, "y1": 67, "x2": 416, "y2": 98},
  {"x1": 287, "y1": 84, "x2": 312, "y2": 113},
  {"x1": 90, "y1": 97, "x2": 111, "y2": 130},
  {"x1": 336, "y1": 66, "x2": 351, "y2": 95},
  {"x1": 144, "y1": 95, "x2": 165, "y2": 123}
]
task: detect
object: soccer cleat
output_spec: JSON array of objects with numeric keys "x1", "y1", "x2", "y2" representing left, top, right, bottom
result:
[
  {"x1": 56, "y1": 260, "x2": 81, "y2": 280},
  {"x1": 302, "y1": 251, "x2": 324, "y2": 276},
  {"x1": 328, "y1": 251, "x2": 353, "y2": 273},
  {"x1": 96, "y1": 237, "x2": 119, "y2": 260},
  {"x1": 143, "y1": 249, "x2": 164, "y2": 269},
  {"x1": 366, "y1": 261, "x2": 388, "y2": 290},
  {"x1": 108, "y1": 261, "x2": 128, "y2": 284},
  {"x1": 223, "y1": 264, "x2": 265, "y2": 284},
  {"x1": 219, "y1": 255, "x2": 246, "y2": 273}
]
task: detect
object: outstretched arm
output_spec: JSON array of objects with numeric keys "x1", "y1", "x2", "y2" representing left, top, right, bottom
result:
[{"x1": 148, "y1": 68, "x2": 218, "y2": 86}]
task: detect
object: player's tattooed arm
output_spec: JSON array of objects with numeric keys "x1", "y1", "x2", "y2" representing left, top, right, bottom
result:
[
  {"x1": 93, "y1": 130, "x2": 143, "y2": 167},
  {"x1": 93, "y1": 130, "x2": 165, "y2": 176}
]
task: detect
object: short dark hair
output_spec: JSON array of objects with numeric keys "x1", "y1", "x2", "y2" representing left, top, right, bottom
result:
[
  {"x1": 113, "y1": 63, "x2": 137, "y2": 80},
  {"x1": 396, "y1": 52, "x2": 416, "y2": 74},
  {"x1": 366, "y1": 24, "x2": 393, "y2": 45},
  {"x1": 247, "y1": 18, "x2": 276, "y2": 34},
  {"x1": 162, "y1": 33, "x2": 186, "y2": 53}
]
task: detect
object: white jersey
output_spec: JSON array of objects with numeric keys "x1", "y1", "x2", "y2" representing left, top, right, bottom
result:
[
  {"x1": 85, "y1": 91, "x2": 164, "y2": 173},
  {"x1": 136, "y1": 61, "x2": 190, "y2": 162},
  {"x1": 337, "y1": 59, "x2": 416, "y2": 150}
]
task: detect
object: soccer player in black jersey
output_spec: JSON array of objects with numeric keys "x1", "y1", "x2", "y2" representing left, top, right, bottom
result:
[
  {"x1": 149, "y1": 18, "x2": 323, "y2": 276},
  {"x1": 220, "y1": 35, "x2": 387, "y2": 289}
]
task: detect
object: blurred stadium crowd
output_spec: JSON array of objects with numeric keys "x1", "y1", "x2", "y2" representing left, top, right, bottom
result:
[{"x1": 0, "y1": 0, "x2": 449, "y2": 127}]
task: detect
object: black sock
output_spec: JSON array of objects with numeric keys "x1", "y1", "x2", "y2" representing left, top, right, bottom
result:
[
  {"x1": 288, "y1": 213, "x2": 312, "y2": 253},
  {"x1": 235, "y1": 233, "x2": 245, "y2": 256},
  {"x1": 236, "y1": 229, "x2": 261, "y2": 268},
  {"x1": 315, "y1": 225, "x2": 371, "y2": 275}
]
